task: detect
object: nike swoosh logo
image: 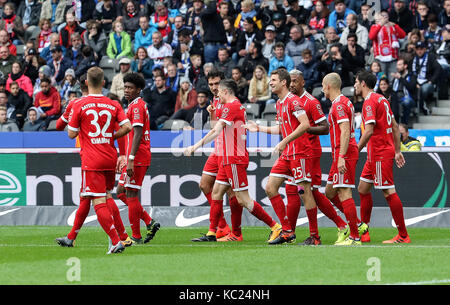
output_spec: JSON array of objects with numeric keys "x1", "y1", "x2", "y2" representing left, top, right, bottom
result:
[
  {"x1": 0, "y1": 208, "x2": 20, "y2": 217},
  {"x1": 392, "y1": 209, "x2": 450, "y2": 227},
  {"x1": 67, "y1": 208, "x2": 127, "y2": 226},
  {"x1": 295, "y1": 213, "x2": 326, "y2": 226},
  {"x1": 175, "y1": 208, "x2": 231, "y2": 227}
]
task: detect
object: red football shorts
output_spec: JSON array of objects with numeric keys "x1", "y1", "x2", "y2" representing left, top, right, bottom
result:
[
  {"x1": 81, "y1": 170, "x2": 115, "y2": 197},
  {"x1": 360, "y1": 159, "x2": 395, "y2": 189},
  {"x1": 216, "y1": 163, "x2": 249, "y2": 191},
  {"x1": 327, "y1": 158, "x2": 357, "y2": 188},
  {"x1": 202, "y1": 153, "x2": 219, "y2": 177},
  {"x1": 270, "y1": 157, "x2": 312, "y2": 184},
  {"x1": 118, "y1": 165, "x2": 148, "y2": 190}
]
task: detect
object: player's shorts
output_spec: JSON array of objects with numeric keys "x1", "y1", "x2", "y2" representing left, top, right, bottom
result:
[
  {"x1": 216, "y1": 163, "x2": 249, "y2": 191},
  {"x1": 80, "y1": 170, "x2": 115, "y2": 197},
  {"x1": 118, "y1": 165, "x2": 148, "y2": 190},
  {"x1": 360, "y1": 159, "x2": 395, "y2": 189},
  {"x1": 202, "y1": 153, "x2": 219, "y2": 177},
  {"x1": 327, "y1": 158, "x2": 357, "y2": 188},
  {"x1": 270, "y1": 157, "x2": 312, "y2": 184}
]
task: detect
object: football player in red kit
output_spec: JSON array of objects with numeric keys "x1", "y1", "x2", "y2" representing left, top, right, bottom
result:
[{"x1": 354, "y1": 70, "x2": 410, "y2": 244}]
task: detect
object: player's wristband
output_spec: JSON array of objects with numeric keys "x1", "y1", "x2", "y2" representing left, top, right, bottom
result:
[{"x1": 128, "y1": 155, "x2": 135, "y2": 160}]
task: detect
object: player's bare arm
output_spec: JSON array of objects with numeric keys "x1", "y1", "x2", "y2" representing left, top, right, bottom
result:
[
  {"x1": 357, "y1": 122, "x2": 374, "y2": 152},
  {"x1": 208, "y1": 105, "x2": 217, "y2": 128},
  {"x1": 68, "y1": 128, "x2": 78, "y2": 139},
  {"x1": 392, "y1": 118, "x2": 406, "y2": 168},
  {"x1": 127, "y1": 125, "x2": 143, "y2": 178},
  {"x1": 184, "y1": 120, "x2": 225, "y2": 156},
  {"x1": 273, "y1": 113, "x2": 310, "y2": 155},
  {"x1": 114, "y1": 121, "x2": 132, "y2": 139},
  {"x1": 338, "y1": 121, "x2": 351, "y2": 174},
  {"x1": 244, "y1": 120, "x2": 281, "y2": 134},
  {"x1": 307, "y1": 120, "x2": 329, "y2": 135}
]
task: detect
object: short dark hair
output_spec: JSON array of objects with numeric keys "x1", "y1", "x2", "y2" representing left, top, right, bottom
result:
[
  {"x1": 123, "y1": 72, "x2": 146, "y2": 89},
  {"x1": 207, "y1": 68, "x2": 225, "y2": 81},
  {"x1": 271, "y1": 68, "x2": 291, "y2": 88},
  {"x1": 41, "y1": 77, "x2": 51, "y2": 85},
  {"x1": 356, "y1": 70, "x2": 377, "y2": 89},
  {"x1": 79, "y1": 73, "x2": 88, "y2": 92},
  {"x1": 219, "y1": 79, "x2": 238, "y2": 96},
  {"x1": 347, "y1": 32, "x2": 358, "y2": 42},
  {"x1": 178, "y1": 28, "x2": 191, "y2": 38},
  {"x1": 274, "y1": 42, "x2": 285, "y2": 50}
]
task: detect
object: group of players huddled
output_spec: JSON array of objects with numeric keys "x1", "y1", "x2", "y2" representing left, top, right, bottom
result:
[{"x1": 54, "y1": 64, "x2": 410, "y2": 254}]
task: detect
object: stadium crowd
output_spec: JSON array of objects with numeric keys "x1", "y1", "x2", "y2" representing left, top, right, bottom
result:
[{"x1": 0, "y1": 0, "x2": 448, "y2": 133}]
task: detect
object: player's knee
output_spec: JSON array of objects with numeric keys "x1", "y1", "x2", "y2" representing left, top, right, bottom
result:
[{"x1": 265, "y1": 183, "x2": 279, "y2": 198}]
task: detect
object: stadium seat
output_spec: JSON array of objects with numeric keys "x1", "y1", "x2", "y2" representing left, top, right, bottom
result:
[
  {"x1": 262, "y1": 113, "x2": 277, "y2": 121},
  {"x1": 342, "y1": 86, "x2": 354, "y2": 98},
  {"x1": 160, "y1": 119, "x2": 190, "y2": 130},
  {"x1": 261, "y1": 103, "x2": 276, "y2": 117},
  {"x1": 100, "y1": 56, "x2": 118, "y2": 85},
  {"x1": 16, "y1": 45, "x2": 26, "y2": 56},
  {"x1": 312, "y1": 87, "x2": 323, "y2": 99},
  {"x1": 243, "y1": 103, "x2": 260, "y2": 120},
  {"x1": 254, "y1": 119, "x2": 269, "y2": 127},
  {"x1": 46, "y1": 119, "x2": 58, "y2": 131}
]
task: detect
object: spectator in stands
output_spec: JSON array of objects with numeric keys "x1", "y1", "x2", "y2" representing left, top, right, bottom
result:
[
  {"x1": 166, "y1": 63, "x2": 180, "y2": 93},
  {"x1": 94, "y1": 0, "x2": 117, "y2": 34},
  {"x1": 0, "y1": 30, "x2": 16, "y2": 56},
  {"x1": 149, "y1": 2, "x2": 172, "y2": 40},
  {"x1": 273, "y1": 12, "x2": 290, "y2": 44},
  {"x1": 187, "y1": 53, "x2": 204, "y2": 88},
  {"x1": 0, "y1": 105, "x2": 19, "y2": 132},
  {"x1": 341, "y1": 33, "x2": 366, "y2": 76},
  {"x1": 170, "y1": 87, "x2": 210, "y2": 130},
  {"x1": 37, "y1": 19, "x2": 52, "y2": 53},
  {"x1": 41, "y1": 33, "x2": 65, "y2": 63},
  {"x1": 173, "y1": 28, "x2": 203, "y2": 65},
  {"x1": 328, "y1": 0, "x2": 356, "y2": 35},
  {"x1": 7, "y1": 80, "x2": 31, "y2": 129},
  {"x1": 65, "y1": 33, "x2": 84, "y2": 70},
  {"x1": 411, "y1": 41, "x2": 442, "y2": 115},
  {"x1": 59, "y1": 11, "x2": 85, "y2": 49},
  {"x1": 414, "y1": 1, "x2": 430, "y2": 31},
  {"x1": 59, "y1": 68, "x2": 81, "y2": 104},
  {"x1": 40, "y1": 0, "x2": 66, "y2": 30},
  {"x1": 391, "y1": 58, "x2": 418, "y2": 125},
  {"x1": 424, "y1": 14, "x2": 443, "y2": 51},
  {"x1": 269, "y1": 42, "x2": 295, "y2": 74},
  {"x1": 231, "y1": 66, "x2": 249, "y2": 104},
  {"x1": 286, "y1": 0, "x2": 309, "y2": 27},
  {"x1": 241, "y1": 41, "x2": 270, "y2": 81},
  {"x1": 134, "y1": 16, "x2": 154, "y2": 54},
  {"x1": 223, "y1": 16, "x2": 237, "y2": 58},
  {"x1": 167, "y1": 15, "x2": 185, "y2": 49},
  {"x1": 389, "y1": 0, "x2": 415, "y2": 34},
  {"x1": 399, "y1": 123, "x2": 422, "y2": 151},
  {"x1": 6, "y1": 61, "x2": 33, "y2": 97},
  {"x1": 308, "y1": 0, "x2": 330, "y2": 35},
  {"x1": 370, "y1": 60, "x2": 386, "y2": 92},
  {"x1": 74, "y1": 46, "x2": 96, "y2": 78},
  {"x1": 318, "y1": 43, "x2": 351, "y2": 86},
  {"x1": 0, "y1": 45, "x2": 15, "y2": 77},
  {"x1": 110, "y1": 57, "x2": 132, "y2": 101},
  {"x1": 22, "y1": 106, "x2": 45, "y2": 131},
  {"x1": 0, "y1": 2, "x2": 24, "y2": 44},
  {"x1": 316, "y1": 26, "x2": 340, "y2": 60},
  {"x1": 236, "y1": 17, "x2": 264, "y2": 62},
  {"x1": 17, "y1": 0, "x2": 42, "y2": 38},
  {"x1": 439, "y1": 0, "x2": 450, "y2": 27},
  {"x1": 122, "y1": 0, "x2": 143, "y2": 37},
  {"x1": 248, "y1": 65, "x2": 272, "y2": 117},
  {"x1": 131, "y1": 46, "x2": 154, "y2": 81},
  {"x1": 106, "y1": 19, "x2": 133, "y2": 60},
  {"x1": 174, "y1": 77, "x2": 197, "y2": 112},
  {"x1": 262, "y1": 25, "x2": 276, "y2": 60},
  {"x1": 142, "y1": 74, "x2": 176, "y2": 130},
  {"x1": 234, "y1": 0, "x2": 262, "y2": 31},
  {"x1": 369, "y1": 11, "x2": 406, "y2": 82},
  {"x1": 34, "y1": 65, "x2": 51, "y2": 96},
  {"x1": 48, "y1": 45, "x2": 72, "y2": 84},
  {"x1": 339, "y1": 14, "x2": 369, "y2": 51},
  {"x1": 33, "y1": 77, "x2": 61, "y2": 129},
  {"x1": 83, "y1": 20, "x2": 107, "y2": 60},
  {"x1": 436, "y1": 26, "x2": 450, "y2": 99},
  {"x1": 21, "y1": 47, "x2": 39, "y2": 84},
  {"x1": 377, "y1": 77, "x2": 400, "y2": 122},
  {"x1": 147, "y1": 30, "x2": 173, "y2": 67},
  {"x1": 286, "y1": 24, "x2": 316, "y2": 67},
  {"x1": 215, "y1": 48, "x2": 235, "y2": 78},
  {"x1": 297, "y1": 49, "x2": 320, "y2": 92}
]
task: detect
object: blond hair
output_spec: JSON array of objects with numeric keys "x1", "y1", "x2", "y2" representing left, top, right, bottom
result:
[{"x1": 249, "y1": 65, "x2": 269, "y2": 98}]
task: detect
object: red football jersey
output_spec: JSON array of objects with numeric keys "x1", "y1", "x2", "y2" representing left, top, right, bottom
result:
[
  {"x1": 68, "y1": 94, "x2": 129, "y2": 171},
  {"x1": 218, "y1": 99, "x2": 249, "y2": 165},
  {"x1": 125, "y1": 97, "x2": 151, "y2": 166},
  {"x1": 327, "y1": 94, "x2": 359, "y2": 161},
  {"x1": 276, "y1": 92, "x2": 311, "y2": 160},
  {"x1": 213, "y1": 96, "x2": 224, "y2": 155},
  {"x1": 362, "y1": 92, "x2": 396, "y2": 162},
  {"x1": 299, "y1": 90, "x2": 326, "y2": 158}
]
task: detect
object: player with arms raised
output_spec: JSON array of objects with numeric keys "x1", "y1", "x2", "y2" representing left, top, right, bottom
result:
[
  {"x1": 184, "y1": 79, "x2": 282, "y2": 243},
  {"x1": 354, "y1": 70, "x2": 410, "y2": 244},
  {"x1": 322, "y1": 73, "x2": 363, "y2": 246},
  {"x1": 67, "y1": 67, "x2": 132, "y2": 254},
  {"x1": 116, "y1": 73, "x2": 160, "y2": 244}
]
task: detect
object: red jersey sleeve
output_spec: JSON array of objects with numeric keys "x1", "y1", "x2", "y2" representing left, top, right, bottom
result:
[
  {"x1": 335, "y1": 103, "x2": 350, "y2": 124},
  {"x1": 290, "y1": 99, "x2": 306, "y2": 118},
  {"x1": 67, "y1": 102, "x2": 81, "y2": 132},
  {"x1": 219, "y1": 103, "x2": 236, "y2": 126},
  {"x1": 309, "y1": 100, "x2": 326, "y2": 124},
  {"x1": 115, "y1": 101, "x2": 129, "y2": 127},
  {"x1": 130, "y1": 103, "x2": 146, "y2": 127},
  {"x1": 362, "y1": 100, "x2": 376, "y2": 125}
]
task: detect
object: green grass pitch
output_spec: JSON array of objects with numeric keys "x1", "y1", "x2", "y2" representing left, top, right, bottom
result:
[{"x1": 0, "y1": 226, "x2": 449, "y2": 285}]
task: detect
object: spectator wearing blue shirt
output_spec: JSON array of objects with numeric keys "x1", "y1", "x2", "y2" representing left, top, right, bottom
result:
[
  {"x1": 328, "y1": 0, "x2": 356, "y2": 35},
  {"x1": 269, "y1": 42, "x2": 295, "y2": 75},
  {"x1": 134, "y1": 15, "x2": 155, "y2": 53}
]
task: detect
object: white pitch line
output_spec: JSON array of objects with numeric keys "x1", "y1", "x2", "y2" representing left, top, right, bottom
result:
[{"x1": 386, "y1": 279, "x2": 450, "y2": 285}]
